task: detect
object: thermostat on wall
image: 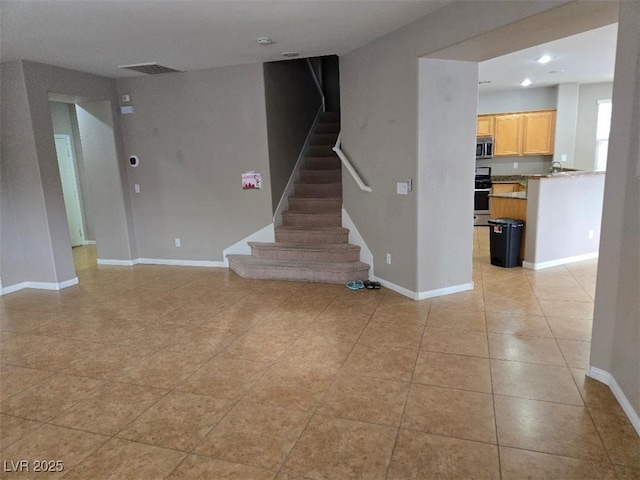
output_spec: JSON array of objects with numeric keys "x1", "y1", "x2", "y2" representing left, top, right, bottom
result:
[{"x1": 129, "y1": 155, "x2": 140, "y2": 167}]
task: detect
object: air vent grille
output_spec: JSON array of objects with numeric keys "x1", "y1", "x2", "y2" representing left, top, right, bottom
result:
[{"x1": 118, "y1": 62, "x2": 182, "y2": 75}]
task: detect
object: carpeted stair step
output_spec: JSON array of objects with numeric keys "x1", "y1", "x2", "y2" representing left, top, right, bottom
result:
[
  {"x1": 249, "y1": 242, "x2": 361, "y2": 263},
  {"x1": 315, "y1": 122, "x2": 340, "y2": 134},
  {"x1": 308, "y1": 145, "x2": 336, "y2": 157},
  {"x1": 294, "y1": 182, "x2": 342, "y2": 198},
  {"x1": 300, "y1": 169, "x2": 342, "y2": 183},
  {"x1": 227, "y1": 255, "x2": 368, "y2": 284},
  {"x1": 311, "y1": 133, "x2": 338, "y2": 145},
  {"x1": 275, "y1": 226, "x2": 349, "y2": 244},
  {"x1": 288, "y1": 197, "x2": 341, "y2": 212},
  {"x1": 282, "y1": 210, "x2": 342, "y2": 227},
  {"x1": 305, "y1": 157, "x2": 341, "y2": 170}
]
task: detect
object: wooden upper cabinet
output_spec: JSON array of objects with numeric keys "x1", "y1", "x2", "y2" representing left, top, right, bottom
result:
[
  {"x1": 522, "y1": 110, "x2": 555, "y2": 155},
  {"x1": 493, "y1": 114, "x2": 523, "y2": 156},
  {"x1": 477, "y1": 115, "x2": 494, "y2": 137},
  {"x1": 490, "y1": 110, "x2": 556, "y2": 157}
]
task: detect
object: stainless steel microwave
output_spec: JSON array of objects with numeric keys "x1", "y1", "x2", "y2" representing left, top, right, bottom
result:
[{"x1": 476, "y1": 137, "x2": 493, "y2": 159}]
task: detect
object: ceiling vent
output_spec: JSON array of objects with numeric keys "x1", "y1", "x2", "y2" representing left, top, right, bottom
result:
[{"x1": 118, "y1": 62, "x2": 183, "y2": 75}]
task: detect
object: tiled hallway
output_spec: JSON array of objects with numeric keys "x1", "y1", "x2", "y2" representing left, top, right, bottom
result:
[{"x1": 0, "y1": 231, "x2": 638, "y2": 479}]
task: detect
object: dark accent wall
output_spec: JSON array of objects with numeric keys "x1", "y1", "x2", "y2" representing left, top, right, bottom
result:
[
  {"x1": 264, "y1": 59, "x2": 322, "y2": 212},
  {"x1": 322, "y1": 55, "x2": 341, "y2": 113}
]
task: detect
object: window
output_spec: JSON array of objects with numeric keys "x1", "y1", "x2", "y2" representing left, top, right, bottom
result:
[{"x1": 595, "y1": 99, "x2": 612, "y2": 171}]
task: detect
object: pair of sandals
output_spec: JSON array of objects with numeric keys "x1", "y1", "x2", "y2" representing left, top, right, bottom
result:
[{"x1": 346, "y1": 280, "x2": 381, "y2": 290}]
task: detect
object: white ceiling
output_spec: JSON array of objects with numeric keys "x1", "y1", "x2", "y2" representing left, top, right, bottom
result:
[
  {"x1": 478, "y1": 23, "x2": 618, "y2": 93},
  {"x1": 0, "y1": 0, "x2": 450, "y2": 78}
]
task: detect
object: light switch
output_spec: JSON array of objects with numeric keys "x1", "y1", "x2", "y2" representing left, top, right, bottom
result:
[
  {"x1": 397, "y1": 182, "x2": 408, "y2": 195},
  {"x1": 134, "y1": 184, "x2": 141, "y2": 194}
]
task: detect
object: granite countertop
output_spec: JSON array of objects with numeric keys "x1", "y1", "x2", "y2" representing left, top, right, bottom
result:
[
  {"x1": 491, "y1": 176, "x2": 528, "y2": 186},
  {"x1": 489, "y1": 191, "x2": 527, "y2": 199},
  {"x1": 526, "y1": 170, "x2": 605, "y2": 180}
]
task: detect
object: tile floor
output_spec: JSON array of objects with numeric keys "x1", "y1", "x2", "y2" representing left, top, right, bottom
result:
[{"x1": 0, "y1": 229, "x2": 638, "y2": 479}]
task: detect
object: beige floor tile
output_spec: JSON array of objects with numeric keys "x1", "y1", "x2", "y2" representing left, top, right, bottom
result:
[
  {"x1": 488, "y1": 333, "x2": 566, "y2": 365},
  {"x1": 63, "y1": 344, "x2": 155, "y2": 381},
  {"x1": 484, "y1": 293, "x2": 544, "y2": 316},
  {"x1": 370, "y1": 304, "x2": 430, "y2": 326},
  {"x1": 388, "y1": 429, "x2": 500, "y2": 480},
  {"x1": 159, "y1": 305, "x2": 227, "y2": 326},
  {"x1": 117, "y1": 391, "x2": 232, "y2": 451},
  {"x1": 167, "y1": 455, "x2": 276, "y2": 479},
  {"x1": 51, "y1": 382, "x2": 167, "y2": 435},
  {"x1": 490, "y1": 359, "x2": 583, "y2": 405},
  {"x1": 220, "y1": 330, "x2": 297, "y2": 363},
  {"x1": 199, "y1": 307, "x2": 264, "y2": 332},
  {"x1": 402, "y1": 384, "x2": 496, "y2": 443},
  {"x1": 0, "y1": 365, "x2": 52, "y2": 400},
  {"x1": 500, "y1": 446, "x2": 617, "y2": 479},
  {"x1": 430, "y1": 291, "x2": 485, "y2": 311},
  {"x1": 615, "y1": 465, "x2": 640, "y2": 480},
  {"x1": 532, "y1": 284, "x2": 594, "y2": 302},
  {"x1": 557, "y1": 339, "x2": 591, "y2": 368},
  {"x1": 243, "y1": 365, "x2": 335, "y2": 411},
  {"x1": 298, "y1": 318, "x2": 366, "y2": 344},
  {"x1": 177, "y1": 356, "x2": 269, "y2": 399},
  {"x1": 120, "y1": 350, "x2": 212, "y2": 389},
  {"x1": 0, "y1": 308, "x2": 60, "y2": 333},
  {"x1": 0, "y1": 373, "x2": 105, "y2": 421},
  {"x1": 63, "y1": 438, "x2": 186, "y2": 480},
  {"x1": 0, "y1": 334, "x2": 57, "y2": 367},
  {"x1": 166, "y1": 327, "x2": 241, "y2": 356},
  {"x1": 574, "y1": 275, "x2": 597, "y2": 299},
  {"x1": 570, "y1": 369, "x2": 623, "y2": 410},
  {"x1": 275, "y1": 337, "x2": 353, "y2": 373},
  {"x1": 343, "y1": 344, "x2": 418, "y2": 382},
  {"x1": 538, "y1": 299, "x2": 594, "y2": 319},
  {"x1": 589, "y1": 406, "x2": 640, "y2": 469},
  {"x1": 412, "y1": 351, "x2": 492, "y2": 393},
  {"x1": 195, "y1": 401, "x2": 310, "y2": 470},
  {"x1": 0, "y1": 414, "x2": 42, "y2": 450},
  {"x1": 547, "y1": 316, "x2": 593, "y2": 341},
  {"x1": 486, "y1": 313, "x2": 553, "y2": 337},
  {"x1": 494, "y1": 395, "x2": 609, "y2": 462},
  {"x1": 282, "y1": 415, "x2": 397, "y2": 480},
  {"x1": 317, "y1": 372, "x2": 409, "y2": 426},
  {"x1": 0, "y1": 424, "x2": 108, "y2": 479},
  {"x1": 249, "y1": 312, "x2": 315, "y2": 336},
  {"x1": 426, "y1": 308, "x2": 486, "y2": 331},
  {"x1": 357, "y1": 321, "x2": 424, "y2": 349},
  {"x1": 422, "y1": 327, "x2": 489, "y2": 357}
]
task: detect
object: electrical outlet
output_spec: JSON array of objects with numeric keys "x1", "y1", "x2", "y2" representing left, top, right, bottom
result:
[
  {"x1": 134, "y1": 184, "x2": 141, "y2": 193},
  {"x1": 174, "y1": 238, "x2": 181, "y2": 247},
  {"x1": 588, "y1": 229, "x2": 595, "y2": 240},
  {"x1": 561, "y1": 154, "x2": 568, "y2": 162},
  {"x1": 386, "y1": 253, "x2": 391, "y2": 264},
  {"x1": 513, "y1": 162, "x2": 519, "y2": 169}
]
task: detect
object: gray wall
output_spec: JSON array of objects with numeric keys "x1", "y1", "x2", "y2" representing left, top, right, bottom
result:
[
  {"x1": 116, "y1": 63, "x2": 272, "y2": 261},
  {"x1": 477, "y1": 86, "x2": 557, "y2": 176},
  {"x1": 524, "y1": 174, "x2": 604, "y2": 264},
  {"x1": 0, "y1": 60, "x2": 135, "y2": 288},
  {"x1": 575, "y1": 82, "x2": 614, "y2": 172},
  {"x1": 340, "y1": 0, "x2": 564, "y2": 291},
  {"x1": 50, "y1": 101, "x2": 95, "y2": 241},
  {"x1": 591, "y1": 0, "x2": 640, "y2": 420},
  {"x1": 263, "y1": 59, "x2": 322, "y2": 212},
  {"x1": 553, "y1": 82, "x2": 579, "y2": 166}
]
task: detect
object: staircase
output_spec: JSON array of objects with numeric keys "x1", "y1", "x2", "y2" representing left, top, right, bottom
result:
[{"x1": 227, "y1": 112, "x2": 370, "y2": 284}]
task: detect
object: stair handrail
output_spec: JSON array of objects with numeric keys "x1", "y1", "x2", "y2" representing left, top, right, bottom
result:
[
  {"x1": 306, "y1": 58, "x2": 325, "y2": 112},
  {"x1": 333, "y1": 132, "x2": 372, "y2": 193}
]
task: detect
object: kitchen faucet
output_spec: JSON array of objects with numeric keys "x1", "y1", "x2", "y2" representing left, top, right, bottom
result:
[{"x1": 550, "y1": 161, "x2": 563, "y2": 174}]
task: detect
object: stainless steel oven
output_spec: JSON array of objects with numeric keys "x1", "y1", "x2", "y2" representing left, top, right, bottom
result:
[{"x1": 474, "y1": 166, "x2": 492, "y2": 226}]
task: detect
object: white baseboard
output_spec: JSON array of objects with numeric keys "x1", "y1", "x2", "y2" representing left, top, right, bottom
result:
[
  {"x1": 137, "y1": 258, "x2": 226, "y2": 268},
  {"x1": 222, "y1": 224, "x2": 275, "y2": 267},
  {"x1": 83, "y1": 240, "x2": 96, "y2": 245},
  {"x1": 416, "y1": 282, "x2": 475, "y2": 300},
  {"x1": 587, "y1": 364, "x2": 640, "y2": 436},
  {"x1": 374, "y1": 277, "x2": 417, "y2": 300},
  {"x1": 523, "y1": 252, "x2": 599, "y2": 270},
  {"x1": 97, "y1": 258, "x2": 137, "y2": 266},
  {"x1": 342, "y1": 208, "x2": 374, "y2": 279},
  {"x1": 1, "y1": 277, "x2": 79, "y2": 295}
]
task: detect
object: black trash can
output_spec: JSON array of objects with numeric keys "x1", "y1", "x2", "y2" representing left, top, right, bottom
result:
[{"x1": 488, "y1": 218, "x2": 525, "y2": 268}]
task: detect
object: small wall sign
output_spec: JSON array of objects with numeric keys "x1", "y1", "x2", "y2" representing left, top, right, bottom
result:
[{"x1": 242, "y1": 172, "x2": 262, "y2": 190}]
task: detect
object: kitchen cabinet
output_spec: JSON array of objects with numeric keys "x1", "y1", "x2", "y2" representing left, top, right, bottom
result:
[
  {"x1": 492, "y1": 182, "x2": 526, "y2": 195},
  {"x1": 486, "y1": 110, "x2": 556, "y2": 157},
  {"x1": 477, "y1": 115, "x2": 494, "y2": 137}
]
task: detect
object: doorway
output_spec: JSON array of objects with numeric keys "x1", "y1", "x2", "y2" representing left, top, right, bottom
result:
[{"x1": 54, "y1": 134, "x2": 85, "y2": 246}]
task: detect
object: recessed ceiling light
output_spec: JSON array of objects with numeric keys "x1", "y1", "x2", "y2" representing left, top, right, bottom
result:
[
  {"x1": 282, "y1": 52, "x2": 299, "y2": 58},
  {"x1": 257, "y1": 37, "x2": 274, "y2": 45},
  {"x1": 548, "y1": 69, "x2": 565, "y2": 74},
  {"x1": 520, "y1": 78, "x2": 532, "y2": 87},
  {"x1": 537, "y1": 55, "x2": 553, "y2": 64}
]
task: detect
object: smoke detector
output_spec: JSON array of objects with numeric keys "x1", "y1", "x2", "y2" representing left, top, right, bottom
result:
[
  {"x1": 257, "y1": 37, "x2": 274, "y2": 45},
  {"x1": 118, "y1": 63, "x2": 182, "y2": 75}
]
